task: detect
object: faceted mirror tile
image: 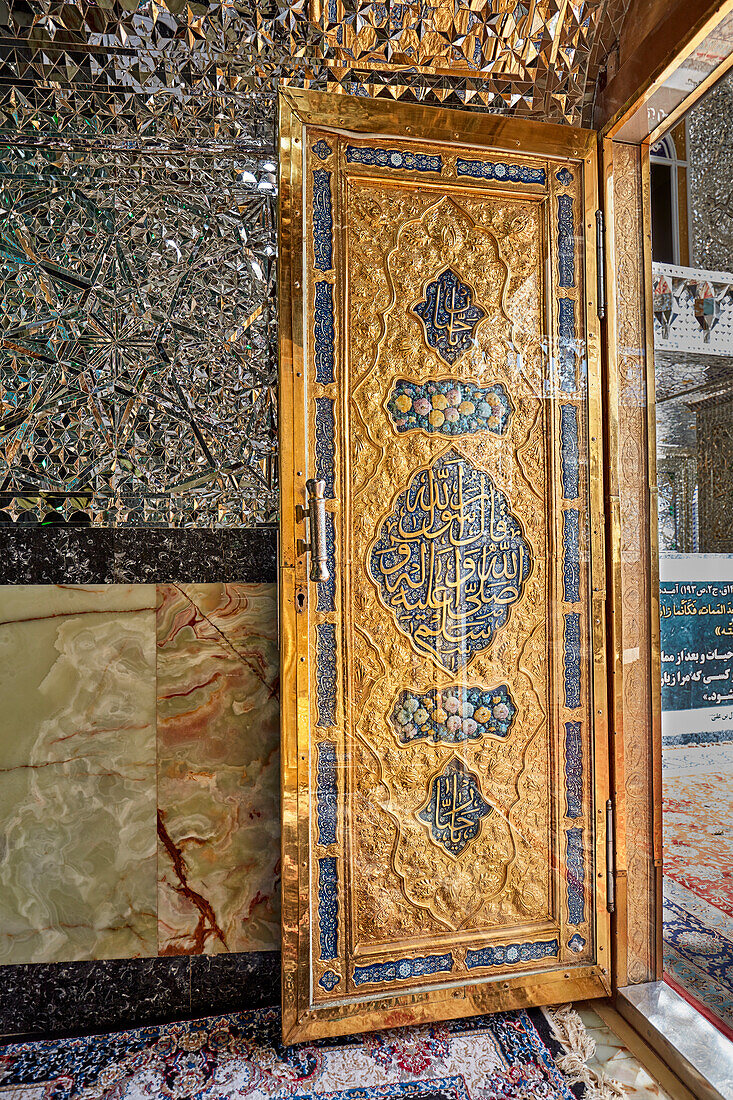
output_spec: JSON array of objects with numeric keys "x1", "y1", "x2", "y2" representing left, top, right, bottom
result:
[
  {"x1": 0, "y1": 0, "x2": 627, "y2": 528},
  {"x1": 0, "y1": 585, "x2": 158, "y2": 965},
  {"x1": 156, "y1": 582, "x2": 280, "y2": 954},
  {"x1": 0, "y1": 148, "x2": 278, "y2": 527},
  {"x1": 0, "y1": 0, "x2": 621, "y2": 133}
]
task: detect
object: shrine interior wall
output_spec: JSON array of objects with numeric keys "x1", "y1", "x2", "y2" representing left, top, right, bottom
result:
[{"x1": 0, "y1": 0, "x2": 654, "y2": 1040}]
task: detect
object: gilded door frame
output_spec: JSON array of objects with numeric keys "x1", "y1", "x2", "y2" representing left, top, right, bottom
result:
[
  {"x1": 601, "y1": 136, "x2": 662, "y2": 989},
  {"x1": 279, "y1": 88, "x2": 612, "y2": 1044},
  {"x1": 598, "y1": 0, "x2": 733, "y2": 999}
]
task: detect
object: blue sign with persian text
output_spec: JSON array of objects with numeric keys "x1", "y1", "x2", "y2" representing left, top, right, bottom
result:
[{"x1": 660, "y1": 573, "x2": 733, "y2": 713}]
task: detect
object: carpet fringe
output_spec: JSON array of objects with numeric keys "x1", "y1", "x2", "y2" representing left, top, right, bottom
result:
[{"x1": 542, "y1": 1004, "x2": 627, "y2": 1099}]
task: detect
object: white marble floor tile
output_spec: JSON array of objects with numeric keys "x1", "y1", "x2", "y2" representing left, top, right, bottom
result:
[{"x1": 561, "y1": 1006, "x2": 676, "y2": 1099}]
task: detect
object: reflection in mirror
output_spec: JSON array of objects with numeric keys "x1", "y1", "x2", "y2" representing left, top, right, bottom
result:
[{"x1": 653, "y1": 74, "x2": 733, "y2": 1040}]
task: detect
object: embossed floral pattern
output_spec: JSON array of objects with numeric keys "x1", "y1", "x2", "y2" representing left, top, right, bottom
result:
[
  {"x1": 386, "y1": 379, "x2": 511, "y2": 436},
  {"x1": 389, "y1": 685, "x2": 515, "y2": 744}
]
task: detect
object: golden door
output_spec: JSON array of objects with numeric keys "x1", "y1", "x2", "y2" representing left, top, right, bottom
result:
[{"x1": 279, "y1": 90, "x2": 611, "y2": 1044}]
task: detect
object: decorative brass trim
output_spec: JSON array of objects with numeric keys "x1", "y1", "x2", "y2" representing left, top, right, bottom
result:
[
  {"x1": 602, "y1": 136, "x2": 661, "y2": 987},
  {"x1": 280, "y1": 88, "x2": 597, "y2": 160},
  {"x1": 640, "y1": 143, "x2": 665, "y2": 980}
]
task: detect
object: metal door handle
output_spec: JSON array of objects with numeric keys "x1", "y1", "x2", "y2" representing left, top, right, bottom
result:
[{"x1": 299, "y1": 478, "x2": 329, "y2": 583}]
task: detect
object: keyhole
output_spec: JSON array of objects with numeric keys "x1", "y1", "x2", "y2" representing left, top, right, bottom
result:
[{"x1": 297, "y1": 591, "x2": 305, "y2": 612}]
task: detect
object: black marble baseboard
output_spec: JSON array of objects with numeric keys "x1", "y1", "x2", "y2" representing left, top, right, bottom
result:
[
  {"x1": 0, "y1": 951, "x2": 281, "y2": 1042},
  {"x1": 0, "y1": 527, "x2": 278, "y2": 585}
]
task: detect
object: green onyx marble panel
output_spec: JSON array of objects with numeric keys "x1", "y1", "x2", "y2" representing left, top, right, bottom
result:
[
  {"x1": 156, "y1": 582, "x2": 280, "y2": 955},
  {"x1": 0, "y1": 584, "x2": 158, "y2": 964}
]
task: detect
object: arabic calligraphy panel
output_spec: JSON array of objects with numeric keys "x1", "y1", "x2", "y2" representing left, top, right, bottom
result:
[
  {"x1": 417, "y1": 755, "x2": 493, "y2": 858},
  {"x1": 412, "y1": 267, "x2": 486, "y2": 364},
  {"x1": 368, "y1": 449, "x2": 533, "y2": 672}
]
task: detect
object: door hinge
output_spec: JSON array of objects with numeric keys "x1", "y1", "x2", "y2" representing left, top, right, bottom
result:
[
  {"x1": 596, "y1": 209, "x2": 606, "y2": 321},
  {"x1": 606, "y1": 798, "x2": 615, "y2": 913}
]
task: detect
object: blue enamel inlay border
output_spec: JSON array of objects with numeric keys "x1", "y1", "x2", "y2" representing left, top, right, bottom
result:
[
  {"x1": 558, "y1": 194, "x2": 575, "y2": 288},
  {"x1": 562, "y1": 508, "x2": 580, "y2": 603},
  {"x1": 558, "y1": 297, "x2": 576, "y2": 391},
  {"x1": 564, "y1": 720, "x2": 582, "y2": 818},
  {"x1": 568, "y1": 933, "x2": 586, "y2": 953},
  {"x1": 318, "y1": 969, "x2": 339, "y2": 991},
  {"x1": 353, "y1": 953, "x2": 453, "y2": 987},
  {"x1": 566, "y1": 827, "x2": 585, "y2": 925},
  {"x1": 312, "y1": 139, "x2": 332, "y2": 161},
  {"x1": 315, "y1": 397, "x2": 335, "y2": 499},
  {"x1": 316, "y1": 740, "x2": 337, "y2": 846},
  {"x1": 313, "y1": 169, "x2": 333, "y2": 272},
  {"x1": 391, "y1": 684, "x2": 516, "y2": 744},
  {"x1": 456, "y1": 159, "x2": 546, "y2": 184},
  {"x1": 386, "y1": 379, "x2": 511, "y2": 436},
  {"x1": 345, "y1": 146, "x2": 442, "y2": 173},
  {"x1": 466, "y1": 939, "x2": 559, "y2": 969},
  {"x1": 318, "y1": 856, "x2": 338, "y2": 959},
  {"x1": 316, "y1": 622, "x2": 337, "y2": 728},
  {"x1": 556, "y1": 166, "x2": 573, "y2": 186},
  {"x1": 560, "y1": 404, "x2": 579, "y2": 500},
  {"x1": 314, "y1": 281, "x2": 335, "y2": 385},
  {"x1": 316, "y1": 511, "x2": 336, "y2": 612},
  {"x1": 563, "y1": 612, "x2": 581, "y2": 709}
]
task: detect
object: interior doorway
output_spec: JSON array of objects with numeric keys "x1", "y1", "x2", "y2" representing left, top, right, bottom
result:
[{"x1": 649, "y1": 76, "x2": 733, "y2": 1040}]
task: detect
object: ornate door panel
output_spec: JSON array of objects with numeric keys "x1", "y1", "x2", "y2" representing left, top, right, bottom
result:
[{"x1": 279, "y1": 90, "x2": 611, "y2": 1044}]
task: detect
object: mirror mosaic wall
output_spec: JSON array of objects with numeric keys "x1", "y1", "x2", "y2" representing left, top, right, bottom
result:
[{"x1": 0, "y1": 0, "x2": 629, "y2": 526}]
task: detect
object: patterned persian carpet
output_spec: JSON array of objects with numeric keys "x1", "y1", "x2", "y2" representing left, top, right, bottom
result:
[
  {"x1": 0, "y1": 1007, "x2": 583, "y2": 1100},
  {"x1": 663, "y1": 740, "x2": 733, "y2": 1036}
]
